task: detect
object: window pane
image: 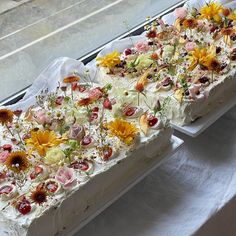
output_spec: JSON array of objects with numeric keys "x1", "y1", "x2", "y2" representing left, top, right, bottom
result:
[{"x1": 0, "y1": 0, "x2": 182, "y2": 102}]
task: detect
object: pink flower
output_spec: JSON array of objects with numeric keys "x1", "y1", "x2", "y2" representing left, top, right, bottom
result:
[
  {"x1": 68, "y1": 125, "x2": 85, "y2": 142},
  {"x1": 174, "y1": 7, "x2": 187, "y2": 19},
  {"x1": 33, "y1": 109, "x2": 51, "y2": 125},
  {"x1": 55, "y1": 166, "x2": 76, "y2": 189},
  {"x1": 0, "y1": 151, "x2": 9, "y2": 163},
  {"x1": 185, "y1": 42, "x2": 196, "y2": 51},
  {"x1": 134, "y1": 41, "x2": 150, "y2": 52},
  {"x1": 89, "y1": 87, "x2": 103, "y2": 100}
]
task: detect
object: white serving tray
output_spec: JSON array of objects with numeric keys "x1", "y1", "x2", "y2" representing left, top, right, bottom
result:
[
  {"x1": 67, "y1": 135, "x2": 183, "y2": 236},
  {"x1": 171, "y1": 92, "x2": 236, "y2": 137}
]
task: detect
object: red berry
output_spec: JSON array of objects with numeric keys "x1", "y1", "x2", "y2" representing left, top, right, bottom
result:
[
  {"x1": 90, "y1": 112, "x2": 98, "y2": 122},
  {"x1": 46, "y1": 181, "x2": 58, "y2": 193},
  {"x1": 223, "y1": 8, "x2": 230, "y2": 16},
  {"x1": 125, "y1": 107, "x2": 137, "y2": 117},
  {"x1": 17, "y1": 199, "x2": 31, "y2": 215},
  {"x1": 92, "y1": 107, "x2": 99, "y2": 112},
  {"x1": 71, "y1": 82, "x2": 78, "y2": 91},
  {"x1": 103, "y1": 98, "x2": 112, "y2": 110},
  {"x1": 135, "y1": 83, "x2": 144, "y2": 92},
  {"x1": 103, "y1": 146, "x2": 113, "y2": 161},
  {"x1": 148, "y1": 117, "x2": 158, "y2": 127},
  {"x1": 2, "y1": 144, "x2": 12, "y2": 152},
  {"x1": 79, "y1": 161, "x2": 89, "y2": 171},
  {"x1": 124, "y1": 48, "x2": 132, "y2": 56},
  {"x1": 81, "y1": 136, "x2": 92, "y2": 146},
  {"x1": 0, "y1": 185, "x2": 13, "y2": 195}
]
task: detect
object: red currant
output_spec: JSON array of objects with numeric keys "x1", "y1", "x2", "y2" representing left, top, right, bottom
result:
[
  {"x1": 17, "y1": 199, "x2": 31, "y2": 215},
  {"x1": 125, "y1": 107, "x2": 137, "y2": 117}
]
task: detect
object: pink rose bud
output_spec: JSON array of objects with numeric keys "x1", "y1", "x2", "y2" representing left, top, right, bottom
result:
[
  {"x1": 33, "y1": 109, "x2": 51, "y2": 125},
  {"x1": 89, "y1": 87, "x2": 103, "y2": 100},
  {"x1": 174, "y1": 7, "x2": 187, "y2": 19},
  {"x1": 0, "y1": 151, "x2": 9, "y2": 163},
  {"x1": 68, "y1": 125, "x2": 85, "y2": 142},
  {"x1": 134, "y1": 41, "x2": 150, "y2": 52},
  {"x1": 55, "y1": 166, "x2": 76, "y2": 189},
  {"x1": 185, "y1": 42, "x2": 196, "y2": 51}
]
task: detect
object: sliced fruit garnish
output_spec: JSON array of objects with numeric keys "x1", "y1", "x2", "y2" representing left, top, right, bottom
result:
[
  {"x1": 17, "y1": 199, "x2": 31, "y2": 215},
  {"x1": 0, "y1": 185, "x2": 13, "y2": 195},
  {"x1": 102, "y1": 146, "x2": 113, "y2": 161},
  {"x1": 139, "y1": 113, "x2": 149, "y2": 136},
  {"x1": 45, "y1": 181, "x2": 58, "y2": 193}
]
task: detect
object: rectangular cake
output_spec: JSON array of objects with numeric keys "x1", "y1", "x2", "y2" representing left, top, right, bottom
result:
[
  {"x1": 96, "y1": 0, "x2": 236, "y2": 126},
  {"x1": 0, "y1": 78, "x2": 172, "y2": 235}
]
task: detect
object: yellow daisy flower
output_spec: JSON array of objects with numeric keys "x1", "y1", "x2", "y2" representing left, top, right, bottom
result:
[
  {"x1": 106, "y1": 118, "x2": 138, "y2": 145},
  {"x1": 26, "y1": 130, "x2": 64, "y2": 156},
  {"x1": 96, "y1": 50, "x2": 121, "y2": 69},
  {"x1": 200, "y1": 2, "x2": 223, "y2": 22}
]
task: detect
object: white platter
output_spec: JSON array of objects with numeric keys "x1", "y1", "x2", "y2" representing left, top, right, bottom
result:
[
  {"x1": 171, "y1": 91, "x2": 236, "y2": 137},
  {"x1": 66, "y1": 135, "x2": 183, "y2": 236}
]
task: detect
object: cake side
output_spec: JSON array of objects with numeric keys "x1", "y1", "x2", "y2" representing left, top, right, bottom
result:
[
  {"x1": 95, "y1": 1, "x2": 236, "y2": 126},
  {"x1": 0, "y1": 78, "x2": 172, "y2": 235}
]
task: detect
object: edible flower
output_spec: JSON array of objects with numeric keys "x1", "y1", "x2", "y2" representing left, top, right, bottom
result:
[
  {"x1": 199, "y1": 2, "x2": 223, "y2": 23},
  {"x1": 0, "y1": 109, "x2": 13, "y2": 125},
  {"x1": 187, "y1": 46, "x2": 216, "y2": 71},
  {"x1": 106, "y1": 118, "x2": 138, "y2": 145},
  {"x1": 44, "y1": 147, "x2": 65, "y2": 165},
  {"x1": 5, "y1": 151, "x2": 29, "y2": 173},
  {"x1": 96, "y1": 51, "x2": 121, "y2": 69},
  {"x1": 174, "y1": 7, "x2": 187, "y2": 19},
  {"x1": 55, "y1": 166, "x2": 76, "y2": 189},
  {"x1": 31, "y1": 188, "x2": 47, "y2": 205},
  {"x1": 26, "y1": 130, "x2": 64, "y2": 156}
]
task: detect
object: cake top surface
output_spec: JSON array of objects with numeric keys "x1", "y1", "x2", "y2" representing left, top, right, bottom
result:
[
  {"x1": 0, "y1": 74, "x2": 169, "y2": 224},
  {"x1": 96, "y1": 1, "x2": 236, "y2": 103}
]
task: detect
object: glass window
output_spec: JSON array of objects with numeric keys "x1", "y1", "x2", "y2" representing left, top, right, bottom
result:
[{"x1": 0, "y1": 0, "x2": 183, "y2": 103}]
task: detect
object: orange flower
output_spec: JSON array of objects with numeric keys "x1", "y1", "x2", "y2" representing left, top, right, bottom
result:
[
  {"x1": 77, "y1": 97, "x2": 94, "y2": 106},
  {"x1": 182, "y1": 18, "x2": 197, "y2": 29},
  {"x1": 0, "y1": 109, "x2": 13, "y2": 125},
  {"x1": 31, "y1": 188, "x2": 47, "y2": 205},
  {"x1": 135, "y1": 83, "x2": 144, "y2": 93},
  {"x1": 204, "y1": 58, "x2": 221, "y2": 73},
  {"x1": 5, "y1": 151, "x2": 29, "y2": 173},
  {"x1": 63, "y1": 76, "x2": 80, "y2": 83},
  {"x1": 221, "y1": 27, "x2": 235, "y2": 36}
]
